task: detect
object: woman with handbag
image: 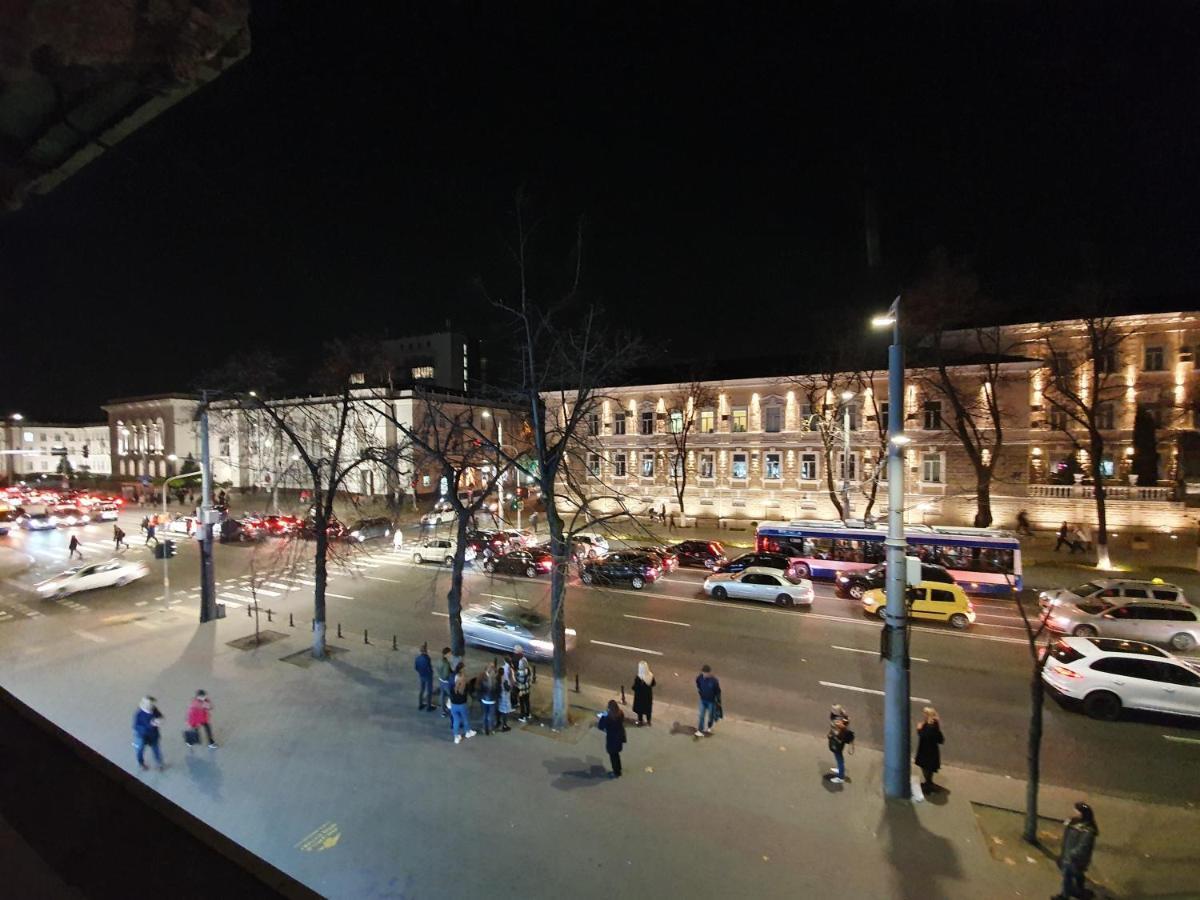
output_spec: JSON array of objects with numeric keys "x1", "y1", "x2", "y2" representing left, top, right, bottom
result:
[
  {"x1": 186, "y1": 689, "x2": 218, "y2": 749},
  {"x1": 498, "y1": 658, "x2": 515, "y2": 732},
  {"x1": 915, "y1": 706, "x2": 944, "y2": 792},
  {"x1": 597, "y1": 699, "x2": 627, "y2": 778}
]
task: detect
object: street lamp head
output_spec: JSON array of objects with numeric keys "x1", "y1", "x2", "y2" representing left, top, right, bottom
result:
[
  {"x1": 481, "y1": 410, "x2": 491, "y2": 418},
  {"x1": 10, "y1": 412, "x2": 23, "y2": 421},
  {"x1": 167, "y1": 454, "x2": 178, "y2": 462},
  {"x1": 840, "y1": 390, "x2": 856, "y2": 402},
  {"x1": 871, "y1": 314, "x2": 896, "y2": 328},
  {"x1": 248, "y1": 390, "x2": 257, "y2": 398},
  {"x1": 890, "y1": 434, "x2": 912, "y2": 446}
]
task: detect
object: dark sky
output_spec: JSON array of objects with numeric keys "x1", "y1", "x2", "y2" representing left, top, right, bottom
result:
[{"x1": 4, "y1": 2, "x2": 1200, "y2": 420}]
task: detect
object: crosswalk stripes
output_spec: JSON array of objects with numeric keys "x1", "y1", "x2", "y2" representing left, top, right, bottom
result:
[
  {"x1": 0, "y1": 598, "x2": 43, "y2": 618},
  {"x1": 55, "y1": 597, "x2": 87, "y2": 613}
]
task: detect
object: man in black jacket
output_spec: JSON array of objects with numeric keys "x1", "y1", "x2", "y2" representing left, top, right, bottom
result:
[{"x1": 1054, "y1": 802, "x2": 1098, "y2": 899}]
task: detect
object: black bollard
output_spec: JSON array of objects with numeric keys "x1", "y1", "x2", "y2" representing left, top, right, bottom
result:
[
  {"x1": 246, "y1": 605, "x2": 251, "y2": 617},
  {"x1": 289, "y1": 612, "x2": 294, "y2": 627},
  {"x1": 392, "y1": 634, "x2": 397, "y2": 651},
  {"x1": 574, "y1": 672, "x2": 580, "y2": 693},
  {"x1": 364, "y1": 629, "x2": 369, "y2": 645},
  {"x1": 621, "y1": 684, "x2": 626, "y2": 704},
  {"x1": 337, "y1": 622, "x2": 342, "y2": 639},
  {"x1": 267, "y1": 608, "x2": 273, "y2": 622}
]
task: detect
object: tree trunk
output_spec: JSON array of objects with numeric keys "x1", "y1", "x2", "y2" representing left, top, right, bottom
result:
[
  {"x1": 1091, "y1": 433, "x2": 1112, "y2": 569},
  {"x1": 824, "y1": 450, "x2": 845, "y2": 520},
  {"x1": 545, "y1": 495, "x2": 568, "y2": 729},
  {"x1": 446, "y1": 517, "x2": 468, "y2": 656},
  {"x1": 1023, "y1": 657, "x2": 1046, "y2": 844},
  {"x1": 312, "y1": 527, "x2": 328, "y2": 659},
  {"x1": 973, "y1": 469, "x2": 994, "y2": 528},
  {"x1": 675, "y1": 475, "x2": 687, "y2": 520}
]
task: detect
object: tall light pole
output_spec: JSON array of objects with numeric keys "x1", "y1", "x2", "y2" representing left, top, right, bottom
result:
[
  {"x1": 872, "y1": 296, "x2": 911, "y2": 800},
  {"x1": 840, "y1": 390, "x2": 855, "y2": 520},
  {"x1": 198, "y1": 391, "x2": 218, "y2": 623},
  {"x1": 160, "y1": 463, "x2": 200, "y2": 607}
]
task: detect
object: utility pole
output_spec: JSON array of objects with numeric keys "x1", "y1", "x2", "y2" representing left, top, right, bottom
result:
[
  {"x1": 841, "y1": 391, "x2": 855, "y2": 520},
  {"x1": 198, "y1": 390, "x2": 218, "y2": 622},
  {"x1": 874, "y1": 296, "x2": 911, "y2": 800}
]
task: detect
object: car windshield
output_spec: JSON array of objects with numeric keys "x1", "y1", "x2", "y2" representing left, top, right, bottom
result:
[
  {"x1": 1071, "y1": 582, "x2": 1102, "y2": 597},
  {"x1": 1076, "y1": 600, "x2": 1110, "y2": 615}
]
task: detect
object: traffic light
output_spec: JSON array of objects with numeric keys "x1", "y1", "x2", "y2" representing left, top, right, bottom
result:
[{"x1": 162, "y1": 540, "x2": 177, "y2": 559}]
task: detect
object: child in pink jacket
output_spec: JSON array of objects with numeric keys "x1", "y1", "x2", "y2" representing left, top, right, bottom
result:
[{"x1": 187, "y1": 690, "x2": 218, "y2": 749}]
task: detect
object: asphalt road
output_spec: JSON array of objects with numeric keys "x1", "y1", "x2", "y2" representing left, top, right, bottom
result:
[{"x1": 3, "y1": 514, "x2": 1199, "y2": 806}]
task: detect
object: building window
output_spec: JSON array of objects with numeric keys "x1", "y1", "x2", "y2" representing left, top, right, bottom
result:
[
  {"x1": 218, "y1": 436, "x2": 231, "y2": 457},
  {"x1": 640, "y1": 453, "x2": 654, "y2": 478},
  {"x1": 800, "y1": 452, "x2": 818, "y2": 481},
  {"x1": 668, "y1": 410, "x2": 684, "y2": 434},
  {"x1": 613, "y1": 414, "x2": 626, "y2": 435},
  {"x1": 921, "y1": 452, "x2": 943, "y2": 484},
  {"x1": 1049, "y1": 407, "x2": 1068, "y2": 430},
  {"x1": 1097, "y1": 402, "x2": 1115, "y2": 431},
  {"x1": 846, "y1": 407, "x2": 860, "y2": 431},
  {"x1": 587, "y1": 413, "x2": 600, "y2": 436},
  {"x1": 922, "y1": 401, "x2": 942, "y2": 430},
  {"x1": 699, "y1": 453, "x2": 715, "y2": 478},
  {"x1": 764, "y1": 452, "x2": 782, "y2": 480},
  {"x1": 613, "y1": 453, "x2": 627, "y2": 477},
  {"x1": 1144, "y1": 346, "x2": 1165, "y2": 372},
  {"x1": 764, "y1": 406, "x2": 782, "y2": 433},
  {"x1": 587, "y1": 453, "x2": 601, "y2": 477},
  {"x1": 411, "y1": 365, "x2": 435, "y2": 379},
  {"x1": 731, "y1": 452, "x2": 748, "y2": 479},
  {"x1": 1096, "y1": 349, "x2": 1118, "y2": 374},
  {"x1": 640, "y1": 411, "x2": 655, "y2": 435},
  {"x1": 837, "y1": 452, "x2": 858, "y2": 481},
  {"x1": 731, "y1": 408, "x2": 748, "y2": 433},
  {"x1": 878, "y1": 401, "x2": 889, "y2": 423},
  {"x1": 23, "y1": 431, "x2": 33, "y2": 443},
  {"x1": 699, "y1": 410, "x2": 715, "y2": 434},
  {"x1": 669, "y1": 454, "x2": 683, "y2": 477},
  {"x1": 799, "y1": 402, "x2": 815, "y2": 429}
]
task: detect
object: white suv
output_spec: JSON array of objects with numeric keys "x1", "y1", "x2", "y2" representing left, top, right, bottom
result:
[
  {"x1": 571, "y1": 532, "x2": 610, "y2": 558},
  {"x1": 1043, "y1": 636, "x2": 1200, "y2": 720},
  {"x1": 1039, "y1": 578, "x2": 1186, "y2": 612},
  {"x1": 406, "y1": 538, "x2": 475, "y2": 566}
]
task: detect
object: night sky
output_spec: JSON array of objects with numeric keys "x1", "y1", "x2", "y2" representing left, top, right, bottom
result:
[{"x1": 3, "y1": 3, "x2": 1199, "y2": 421}]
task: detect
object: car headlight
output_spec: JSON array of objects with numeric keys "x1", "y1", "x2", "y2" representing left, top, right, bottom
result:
[
  {"x1": 36, "y1": 583, "x2": 56, "y2": 594},
  {"x1": 531, "y1": 639, "x2": 553, "y2": 651}
]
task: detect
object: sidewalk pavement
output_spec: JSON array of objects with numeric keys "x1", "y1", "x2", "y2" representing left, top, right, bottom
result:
[
  {"x1": 0, "y1": 545, "x2": 33, "y2": 580},
  {"x1": 1, "y1": 609, "x2": 1195, "y2": 898}
]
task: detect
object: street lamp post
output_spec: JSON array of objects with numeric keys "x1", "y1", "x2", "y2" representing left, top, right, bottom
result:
[
  {"x1": 873, "y1": 296, "x2": 911, "y2": 800},
  {"x1": 840, "y1": 390, "x2": 855, "y2": 520},
  {"x1": 160, "y1": 463, "x2": 200, "y2": 608}
]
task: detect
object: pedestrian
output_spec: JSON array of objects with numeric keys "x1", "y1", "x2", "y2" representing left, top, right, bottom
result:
[
  {"x1": 414, "y1": 643, "x2": 434, "y2": 711},
  {"x1": 479, "y1": 661, "x2": 500, "y2": 735},
  {"x1": 186, "y1": 689, "x2": 218, "y2": 749},
  {"x1": 597, "y1": 699, "x2": 627, "y2": 778},
  {"x1": 1054, "y1": 521, "x2": 1071, "y2": 552},
  {"x1": 145, "y1": 521, "x2": 158, "y2": 547},
  {"x1": 392, "y1": 526, "x2": 404, "y2": 552},
  {"x1": 660, "y1": 502, "x2": 667, "y2": 524},
  {"x1": 113, "y1": 524, "x2": 128, "y2": 551},
  {"x1": 498, "y1": 657, "x2": 515, "y2": 731},
  {"x1": 667, "y1": 510, "x2": 675, "y2": 531},
  {"x1": 915, "y1": 706, "x2": 944, "y2": 792},
  {"x1": 1076, "y1": 522, "x2": 1092, "y2": 553},
  {"x1": 1055, "y1": 802, "x2": 1099, "y2": 900},
  {"x1": 437, "y1": 647, "x2": 454, "y2": 716},
  {"x1": 1016, "y1": 509, "x2": 1032, "y2": 536},
  {"x1": 529, "y1": 510, "x2": 538, "y2": 533},
  {"x1": 133, "y1": 696, "x2": 165, "y2": 771},
  {"x1": 1069, "y1": 523, "x2": 1087, "y2": 555},
  {"x1": 694, "y1": 664, "x2": 721, "y2": 737},
  {"x1": 449, "y1": 670, "x2": 475, "y2": 744},
  {"x1": 516, "y1": 655, "x2": 533, "y2": 722},
  {"x1": 68, "y1": 534, "x2": 83, "y2": 560},
  {"x1": 827, "y1": 705, "x2": 853, "y2": 784},
  {"x1": 632, "y1": 660, "x2": 656, "y2": 726}
]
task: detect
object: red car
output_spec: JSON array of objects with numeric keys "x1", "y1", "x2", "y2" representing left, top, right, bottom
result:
[{"x1": 263, "y1": 514, "x2": 302, "y2": 536}]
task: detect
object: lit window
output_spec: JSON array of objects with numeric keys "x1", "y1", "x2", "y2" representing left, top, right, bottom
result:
[
  {"x1": 731, "y1": 453, "x2": 748, "y2": 479},
  {"x1": 23, "y1": 431, "x2": 33, "y2": 443},
  {"x1": 699, "y1": 410, "x2": 715, "y2": 433},
  {"x1": 800, "y1": 452, "x2": 818, "y2": 481},
  {"x1": 764, "y1": 452, "x2": 781, "y2": 479},
  {"x1": 668, "y1": 410, "x2": 684, "y2": 434},
  {"x1": 731, "y1": 408, "x2": 748, "y2": 433},
  {"x1": 669, "y1": 454, "x2": 683, "y2": 477},
  {"x1": 640, "y1": 453, "x2": 654, "y2": 478},
  {"x1": 921, "y1": 452, "x2": 942, "y2": 484},
  {"x1": 699, "y1": 453, "x2": 714, "y2": 478},
  {"x1": 411, "y1": 366, "x2": 435, "y2": 380}
]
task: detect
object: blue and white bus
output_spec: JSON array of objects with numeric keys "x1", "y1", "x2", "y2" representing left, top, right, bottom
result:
[{"x1": 754, "y1": 520, "x2": 1023, "y2": 596}]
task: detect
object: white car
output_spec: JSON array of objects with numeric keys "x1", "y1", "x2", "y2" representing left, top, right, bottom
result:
[
  {"x1": 93, "y1": 503, "x2": 120, "y2": 521},
  {"x1": 703, "y1": 566, "x2": 814, "y2": 607},
  {"x1": 406, "y1": 538, "x2": 476, "y2": 566},
  {"x1": 571, "y1": 532, "x2": 610, "y2": 558},
  {"x1": 36, "y1": 559, "x2": 149, "y2": 599},
  {"x1": 161, "y1": 516, "x2": 201, "y2": 535},
  {"x1": 1039, "y1": 578, "x2": 1187, "y2": 612},
  {"x1": 1043, "y1": 636, "x2": 1200, "y2": 720},
  {"x1": 421, "y1": 509, "x2": 457, "y2": 527}
]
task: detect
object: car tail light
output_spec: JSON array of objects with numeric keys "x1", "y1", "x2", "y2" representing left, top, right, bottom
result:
[
  {"x1": 647, "y1": 567, "x2": 659, "y2": 578},
  {"x1": 966, "y1": 600, "x2": 974, "y2": 611},
  {"x1": 540, "y1": 560, "x2": 553, "y2": 570},
  {"x1": 1050, "y1": 664, "x2": 1083, "y2": 679}
]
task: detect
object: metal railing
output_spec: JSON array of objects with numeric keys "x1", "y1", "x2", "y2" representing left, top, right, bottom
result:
[{"x1": 1027, "y1": 483, "x2": 1173, "y2": 501}]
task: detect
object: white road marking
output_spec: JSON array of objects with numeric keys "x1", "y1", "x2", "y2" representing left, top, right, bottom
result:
[
  {"x1": 242, "y1": 586, "x2": 281, "y2": 597},
  {"x1": 265, "y1": 582, "x2": 295, "y2": 590},
  {"x1": 362, "y1": 575, "x2": 407, "y2": 584},
  {"x1": 131, "y1": 620, "x2": 158, "y2": 630},
  {"x1": 590, "y1": 639, "x2": 663, "y2": 656},
  {"x1": 323, "y1": 591, "x2": 356, "y2": 600},
  {"x1": 1163, "y1": 734, "x2": 1200, "y2": 745},
  {"x1": 432, "y1": 611, "x2": 449, "y2": 617},
  {"x1": 832, "y1": 645, "x2": 928, "y2": 663},
  {"x1": 73, "y1": 629, "x2": 106, "y2": 643},
  {"x1": 481, "y1": 593, "x2": 530, "y2": 602},
  {"x1": 134, "y1": 600, "x2": 148, "y2": 607},
  {"x1": 624, "y1": 614, "x2": 690, "y2": 627},
  {"x1": 819, "y1": 680, "x2": 932, "y2": 704}
]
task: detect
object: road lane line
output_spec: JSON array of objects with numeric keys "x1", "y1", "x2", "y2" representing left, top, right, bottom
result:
[
  {"x1": 432, "y1": 611, "x2": 449, "y2": 617},
  {"x1": 363, "y1": 575, "x2": 407, "y2": 584},
  {"x1": 481, "y1": 593, "x2": 533, "y2": 602},
  {"x1": 819, "y1": 680, "x2": 932, "y2": 704},
  {"x1": 73, "y1": 629, "x2": 106, "y2": 643},
  {"x1": 323, "y1": 591, "x2": 356, "y2": 600},
  {"x1": 624, "y1": 614, "x2": 690, "y2": 627},
  {"x1": 590, "y1": 639, "x2": 663, "y2": 656},
  {"x1": 265, "y1": 582, "x2": 295, "y2": 590},
  {"x1": 832, "y1": 645, "x2": 928, "y2": 662},
  {"x1": 1163, "y1": 735, "x2": 1200, "y2": 745}
]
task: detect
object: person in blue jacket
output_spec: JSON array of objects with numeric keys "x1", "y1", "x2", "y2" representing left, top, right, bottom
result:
[
  {"x1": 414, "y1": 643, "x2": 434, "y2": 711},
  {"x1": 133, "y1": 696, "x2": 164, "y2": 771},
  {"x1": 597, "y1": 699, "x2": 627, "y2": 778},
  {"x1": 695, "y1": 664, "x2": 721, "y2": 737}
]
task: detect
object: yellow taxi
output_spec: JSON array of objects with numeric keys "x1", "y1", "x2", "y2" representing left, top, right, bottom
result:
[{"x1": 862, "y1": 580, "x2": 976, "y2": 629}]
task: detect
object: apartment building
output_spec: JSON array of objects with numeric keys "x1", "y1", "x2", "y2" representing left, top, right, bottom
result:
[{"x1": 0, "y1": 420, "x2": 112, "y2": 480}]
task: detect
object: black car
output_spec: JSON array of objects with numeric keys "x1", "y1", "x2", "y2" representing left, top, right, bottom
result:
[
  {"x1": 713, "y1": 552, "x2": 801, "y2": 579},
  {"x1": 483, "y1": 548, "x2": 554, "y2": 577},
  {"x1": 834, "y1": 562, "x2": 955, "y2": 600},
  {"x1": 346, "y1": 517, "x2": 393, "y2": 543},
  {"x1": 580, "y1": 553, "x2": 661, "y2": 590},
  {"x1": 630, "y1": 545, "x2": 679, "y2": 572},
  {"x1": 465, "y1": 530, "x2": 507, "y2": 559},
  {"x1": 219, "y1": 517, "x2": 265, "y2": 543},
  {"x1": 670, "y1": 540, "x2": 728, "y2": 569}
]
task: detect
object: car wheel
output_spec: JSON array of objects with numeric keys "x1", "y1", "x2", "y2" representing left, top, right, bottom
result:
[
  {"x1": 776, "y1": 593, "x2": 793, "y2": 607},
  {"x1": 1072, "y1": 624, "x2": 1098, "y2": 638},
  {"x1": 53, "y1": 589, "x2": 68, "y2": 601},
  {"x1": 704, "y1": 559, "x2": 715, "y2": 569},
  {"x1": 712, "y1": 586, "x2": 727, "y2": 600},
  {"x1": 848, "y1": 584, "x2": 865, "y2": 600},
  {"x1": 1083, "y1": 690, "x2": 1122, "y2": 721},
  {"x1": 876, "y1": 606, "x2": 887, "y2": 620},
  {"x1": 1170, "y1": 632, "x2": 1197, "y2": 652},
  {"x1": 484, "y1": 561, "x2": 496, "y2": 574},
  {"x1": 525, "y1": 566, "x2": 537, "y2": 578},
  {"x1": 115, "y1": 576, "x2": 128, "y2": 587},
  {"x1": 793, "y1": 563, "x2": 811, "y2": 578},
  {"x1": 581, "y1": 571, "x2": 594, "y2": 585},
  {"x1": 631, "y1": 576, "x2": 645, "y2": 590},
  {"x1": 413, "y1": 553, "x2": 423, "y2": 564},
  {"x1": 444, "y1": 556, "x2": 455, "y2": 566},
  {"x1": 949, "y1": 613, "x2": 970, "y2": 630}
]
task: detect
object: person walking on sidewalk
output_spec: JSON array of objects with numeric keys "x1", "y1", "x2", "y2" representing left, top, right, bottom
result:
[
  {"x1": 597, "y1": 699, "x2": 627, "y2": 778},
  {"x1": 392, "y1": 527, "x2": 404, "y2": 553},
  {"x1": 437, "y1": 647, "x2": 454, "y2": 716},
  {"x1": 113, "y1": 524, "x2": 129, "y2": 552},
  {"x1": 498, "y1": 657, "x2": 515, "y2": 731},
  {"x1": 632, "y1": 660, "x2": 656, "y2": 726},
  {"x1": 449, "y1": 670, "x2": 475, "y2": 744},
  {"x1": 515, "y1": 655, "x2": 533, "y2": 722},
  {"x1": 414, "y1": 643, "x2": 435, "y2": 711},
  {"x1": 68, "y1": 534, "x2": 83, "y2": 560},
  {"x1": 694, "y1": 664, "x2": 721, "y2": 737},
  {"x1": 827, "y1": 705, "x2": 852, "y2": 784},
  {"x1": 479, "y1": 661, "x2": 500, "y2": 735},
  {"x1": 145, "y1": 521, "x2": 159, "y2": 548},
  {"x1": 1054, "y1": 521, "x2": 1071, "y2": 552},
  {"x1": 133, "y1": 696, "x2": 165, "y2": 771},
  {"x1": 1055, "y1": 802, "x2": 1098, "y2": 900},
  {"x1": 915, "y1": 706, "x2": 944, "y2": 792},
  {"x1": 187, "y1": 689, "x2": 218, "y2": 749},
  {"x1": 1016, "y1": 509, "x2": 1033, "y2": 536}
]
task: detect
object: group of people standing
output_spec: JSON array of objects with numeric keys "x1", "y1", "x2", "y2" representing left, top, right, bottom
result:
[
  {"x1": 131, "y1": 689, "x2": 217, "y2": 771},
  {"x1": 824, "y1": 705, "x2": 942, "y2": 790},
  {"x1": 413, "y1": 644, "x2": 534, "y2": 744}
]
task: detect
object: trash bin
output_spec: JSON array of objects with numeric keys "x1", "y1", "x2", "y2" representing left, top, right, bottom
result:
[{"x1": 215, "y1": 602, "x2": 227, "y2": 619}]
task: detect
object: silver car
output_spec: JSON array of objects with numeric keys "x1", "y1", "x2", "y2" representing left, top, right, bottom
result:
[
  {"x1": 1047, "y1": 599, "x2": 1200, "y2": 652},
  {"x1": 461, "y1": 601, "x2": 577, "y2": 660},
  {"x1": 406, "y1": 538, "x2": 475, "y2": 566},
  {"x1": 1039, "y1": 578, "x2": 1187, "y2": 612}
]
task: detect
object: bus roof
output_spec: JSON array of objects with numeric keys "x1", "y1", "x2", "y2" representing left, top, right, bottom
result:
[{"x1": 759, "y1": 519, "x2": 1020, "y2": 547}]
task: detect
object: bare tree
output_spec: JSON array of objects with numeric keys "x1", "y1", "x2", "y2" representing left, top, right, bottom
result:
[
  {"x1": 793, "y1": 367, "x2": 858, "y2": 520},
  {"x1": 848, "y1": 368, "x2": 889, "y2": 521},
  {"x1": 1012, "y1": 579, "x2": 1055, "y2": 845},
  {"x1": 664, "y1": 380, "x2": 717, "y2": 521}
]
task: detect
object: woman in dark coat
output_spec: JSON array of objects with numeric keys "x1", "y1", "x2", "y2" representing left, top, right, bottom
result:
[
  {"x1": 915, "y1": 706, "x2": 944, "y2": 791},
  {"x1": 597, "y1": 699, "x2": 627, "y2": 778},
  {"x1": 632, "y1": 660, "x2": 656, "y2": 726}
]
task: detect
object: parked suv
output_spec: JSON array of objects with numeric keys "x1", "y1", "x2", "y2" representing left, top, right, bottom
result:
[
  {"x1": 580, "y1": 552, "x2": 661, "y2": 590},
  {"x1": 1046, "y1": 598, "x2": 1200, "y2": 652},
  {"x1": 405, "y1": 538, "x2": 475, "y2": 566},
  {"x1": 670, "y1": 540, "x2": 728, "y2": 570},
  {"x1": 836, "y1": 562, "x2": 955, "y2": 601},
  {"x1": 571, "y1": 532, "x2": 610, "y2": 558},
  {"x1": 1043, "y1": 636, "x2": 1200, "y2": 720},
  {"x1": 1039, "y1": 578, "x2": 1186, "y2": 612},
  {"x1": 346, "y1": 517, "x2": 393, "y2": 543}
]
